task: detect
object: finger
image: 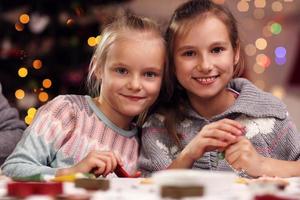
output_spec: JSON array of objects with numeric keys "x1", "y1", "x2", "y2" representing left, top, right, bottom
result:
[
  {"x1": 205, "y1": 138, "x2": 229, "y2": 149},
  {"x1": 225, "y1": 147, "x2": 241, "y2": 165},
  {"x1": 99, "y1": 151, "x2": 118, "y2": 171},
  {"x1": 98, "y1": 155, "x2": 114, "y2": 176},
  {"x1": 91, "y1": 160, "x2": 106, "y2": 177},
  {"x1": 203, "y1": 129, "x2": 237, "y2": 143},
  {"x1": 114, "y1": 151, "x2": 124, "y2": 166},
  {"x1": 211, "y1": 122, "x2": 244, "y2": 136},
  {"x1": 219, "y1": 118, "x2": 246, "y2": 130}
]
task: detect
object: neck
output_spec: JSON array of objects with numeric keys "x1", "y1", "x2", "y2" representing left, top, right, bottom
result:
[
  {"x1": 93, "y1": 97, "x2": 133, "y2": 130},
  {"x1": 188, "y1": 89, "x2": 236, "y2": 119}
]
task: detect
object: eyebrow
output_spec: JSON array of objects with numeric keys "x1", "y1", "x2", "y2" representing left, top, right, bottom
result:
[{"x1": 176, "y1": 41, "x2": 229, "y2": 52}]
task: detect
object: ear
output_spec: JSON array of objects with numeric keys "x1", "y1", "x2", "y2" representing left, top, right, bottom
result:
[{"x1": 234, "y1": 43, "x2": 240, "y2": 65}]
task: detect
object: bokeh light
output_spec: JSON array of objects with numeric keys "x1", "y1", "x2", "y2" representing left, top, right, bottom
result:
[
  {"x1": 254, "y1": 0, "x2": 266, "y2": 8},
  {"x1": 255, "y1": 38, "x2": 267, "y2": 50},
  {"x1": 87, "y1": 37, "x2": 97, "y2": 47},
  {"x1": 95, "y1": 35, "x2": 102, "y2": 44},
  {"x1": 262, "y1": 25, "x2": 272, "y2": 37},
  {"x1": 245, "y1": 44, "x2": 257, "y2": 56},
  {"x1": 275, "y1": 47, "x2": 286, "y2": 58},
  {"x1": 272, "y1": 1, "x2": 283, "y2": 12},
  {"x1": 19, "y1": 14, "x2": 30, "y2": 24},
  {"x1": 42, "y1": 79, "x2": 52, "y2": 88},
  {"x1": 25, "y1": 115, "x2": 33, "y2": 125},
  {"x1": 33, "y1": 59, "x2": 42, "y2": 69},
  {"x1": 15, "y1": 89, "x2": 25, "y2": 100},
  {"x1": 38, "y1": 92, "x2": 49, "y2": 102},
  {"x1": 271, "y1": 23, "x2": 282, "y2": 35},
  {"x1": 27, "y1": 107, "x2": 37, "y2": 118},
  {"x1": 253, "y1": 63, "x2": 265, "y2": 74},
  {"x1": 271, "y1": 86, "x2": 285, "y2": 99},
  {"x1": 253, "y1": 9, "x2": 265, "y2": 19},
  {"x1": 18, "y1": 67, "x2": 28, "y2": 78},
  {"x1": 15, "y1": 23, "x2": 24, "y2": 31},
  {"x1": 237, "y1": 1, "x2": 249, "y2": 12},
  {"x1": 256, "y1": 54, "x2": 271, "y2": 68},
  {"x1": 275, "y1": 57, "x2": 287, "y2": 65}
]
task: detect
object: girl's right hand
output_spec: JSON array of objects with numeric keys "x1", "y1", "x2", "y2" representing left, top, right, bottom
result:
[
  {"x1": 57, "y1": 150, "x2": 123, "y2": 177},
  {"x1": 181, "y1": 119, "x2": 245, "y2": 164}
]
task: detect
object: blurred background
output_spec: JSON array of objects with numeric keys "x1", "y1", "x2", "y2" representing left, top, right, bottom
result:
[{"x1": 0, "y1": 0, "x2": 299, "y2": 128}]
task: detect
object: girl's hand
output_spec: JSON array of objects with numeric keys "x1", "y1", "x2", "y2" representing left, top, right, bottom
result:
[
  {"x1": 224, "y1": 137, "x2": 265, "y2": 177},
  {"x1": 181, "y1": 119, "x2": 245, "y2": 164},
  {"x1": 57, "y1": 150, "x2": 123, "y2": 177}
]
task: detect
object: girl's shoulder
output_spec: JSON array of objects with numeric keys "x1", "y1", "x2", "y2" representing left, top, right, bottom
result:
[
  {"x1": 229, "y1": 78, "x2": 287, "y2": 120},
  {"x1": 36, "y1": 95, "x2": 89, "y2": 118},
  {"x1": 142, "y1": 113, "x2": 166, "y2": 128}
]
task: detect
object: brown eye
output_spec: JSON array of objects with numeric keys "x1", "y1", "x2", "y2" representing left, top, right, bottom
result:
[
  {"x1": 144, "y1": 71, "x2": 158, "y2": 78},
  {"x1": 211, "y1": 47, "x2": 225, "y2": 54},
  {"x1": 115, "y1": 67, "x2": 128, "y2": 74},
  {"x1": 182, "y1": 50, "x2": 196, "y2": 57}
]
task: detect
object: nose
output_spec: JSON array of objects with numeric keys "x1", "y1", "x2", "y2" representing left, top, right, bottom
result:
[
  {"x1": 127, "y1": 75, "x2": 142, "y2": 91},
  {"x1": 196, "y1": 57, "x2": 212, "y2": 73}
]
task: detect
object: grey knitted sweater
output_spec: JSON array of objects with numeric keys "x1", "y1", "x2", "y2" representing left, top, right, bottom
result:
[
  {"x1": 138, "y1": 78, "x2": 300, "y2": 177},
  {"x1": 0, "y1": 83, "x2": 26, "y2": 165}
]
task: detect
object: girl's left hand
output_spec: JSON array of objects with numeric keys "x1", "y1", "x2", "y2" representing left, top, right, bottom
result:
[{"x1": 224, "y1": 137, "x2": 265, "y2": 177}]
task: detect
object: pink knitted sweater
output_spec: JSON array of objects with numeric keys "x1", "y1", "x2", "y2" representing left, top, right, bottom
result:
[{"x1": 2, "y1": 95, "x2": 139, "y2": 177}]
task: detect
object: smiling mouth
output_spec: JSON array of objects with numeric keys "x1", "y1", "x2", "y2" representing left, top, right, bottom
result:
[
  {"x1": 193, "y1": 75, "x2": 219, "y2": 85},
  {"x1": 121, "y1": 94, "x2": 146, "y2": 101}
]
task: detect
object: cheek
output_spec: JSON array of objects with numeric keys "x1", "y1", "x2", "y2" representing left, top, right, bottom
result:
[{"x1": 145, "y1": 80, "x2": 162, "y2": 96}]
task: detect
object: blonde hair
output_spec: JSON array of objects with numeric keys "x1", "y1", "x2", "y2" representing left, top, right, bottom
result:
[{"x1": 87, "y1": 15, "x2": 166, "y2": 97}]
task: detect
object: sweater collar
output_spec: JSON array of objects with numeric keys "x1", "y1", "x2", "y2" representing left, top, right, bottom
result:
[{"x1": 187, "y1": 78, "x2": 287, "y2": 121}]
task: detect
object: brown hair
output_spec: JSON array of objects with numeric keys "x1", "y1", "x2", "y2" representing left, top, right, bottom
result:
[
  {"x1": 162, "y1": 0, "x2": 246, "y2": 146},
  {"x1": 87, "y1": 14, "x2": 169, "y2": 126}
]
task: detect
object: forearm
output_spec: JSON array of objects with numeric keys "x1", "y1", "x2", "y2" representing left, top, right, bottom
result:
[
  {"x1": 167, "y1": 149, "x2": 196, "y2": 169},
  {"x1": 260, "y1": 157, "x2": 300, "y2": 177}
]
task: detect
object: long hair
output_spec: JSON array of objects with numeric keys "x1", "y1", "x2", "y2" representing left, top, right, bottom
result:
[{"x1": 162, "y1": 0, "x2": 246, "y2": 146}]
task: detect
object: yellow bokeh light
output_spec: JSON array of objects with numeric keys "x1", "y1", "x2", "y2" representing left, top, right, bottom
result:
[
  {"x1": 271, "y1": 86, "x2": 285, "y2": 100},
  {"x1": 19, "y1": 14, "x2": 30, "y2": 24},
  {"x1": 237, "y1": 1, "x2": 249, "y2": 12},
  {"x1": 244, "y1": 44, "x2": 257, "y2": 56},
  {"x1": 95, "y1": 35, "x2": 102, "y2": 44},
  {"x1": 87, "y1": 37, "x2": 97, "y2": 47},
  {"x1": 272, "y1": 1, "x2": 283, "y2": 12},
  {"x1": 25, "y1": 115, "x2": 33, "y2": 125},
  {"x1": 254, "y1": 0, "x2": 266, "y2": 8},
  {"x1": 253, "y1": 9, "x2": 265, "y2": 19},
  {"x1": 39, "y1": 92, "x2": 49, "y2": 102},
  {"x1": 255, "y1": 38, "x2": 267, "y2": 50},
  {"x1": 253, "y1": 63, "x2": 265, "y2": 74},
  {"x1": 18, "y1": 67, "x2": 28, "y2": 78},
  {"x1": 27, "y1": 107, "x2": 37, "y2": 118},
  {"x1": 15, "y1": 89, "x2": 25, "y2": 100},
  {"x1": 15, "y1": 23, "x2": 24, "y2": 31},
  {"x1": 42, "y1": 79, "x2": 52, "y2": 88},
  {"x1": 33, "y1": 59, "x2": 42, "y2": 69}
]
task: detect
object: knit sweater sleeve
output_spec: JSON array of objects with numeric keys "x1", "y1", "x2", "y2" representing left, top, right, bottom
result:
[
  {"x1": 1, "y1": 95, "x2": 76, "y2": 177},
  {"x1": 138, "y1": 114, "x2": 174, "y2": 177},
  {"x1": 272, "y1": 113, "x2": 300, "y2": 161},
  {"x1": 0, "y1": 83, "x2": 26, "y2": 165}
]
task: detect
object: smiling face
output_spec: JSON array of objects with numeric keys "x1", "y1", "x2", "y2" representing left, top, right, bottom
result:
[
  {"x1": 174, "y1": 15, "x2": 240, "y2": 106},
  {"x1": 97, "y1": 31, "x2": 165, "y2": 127}
]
